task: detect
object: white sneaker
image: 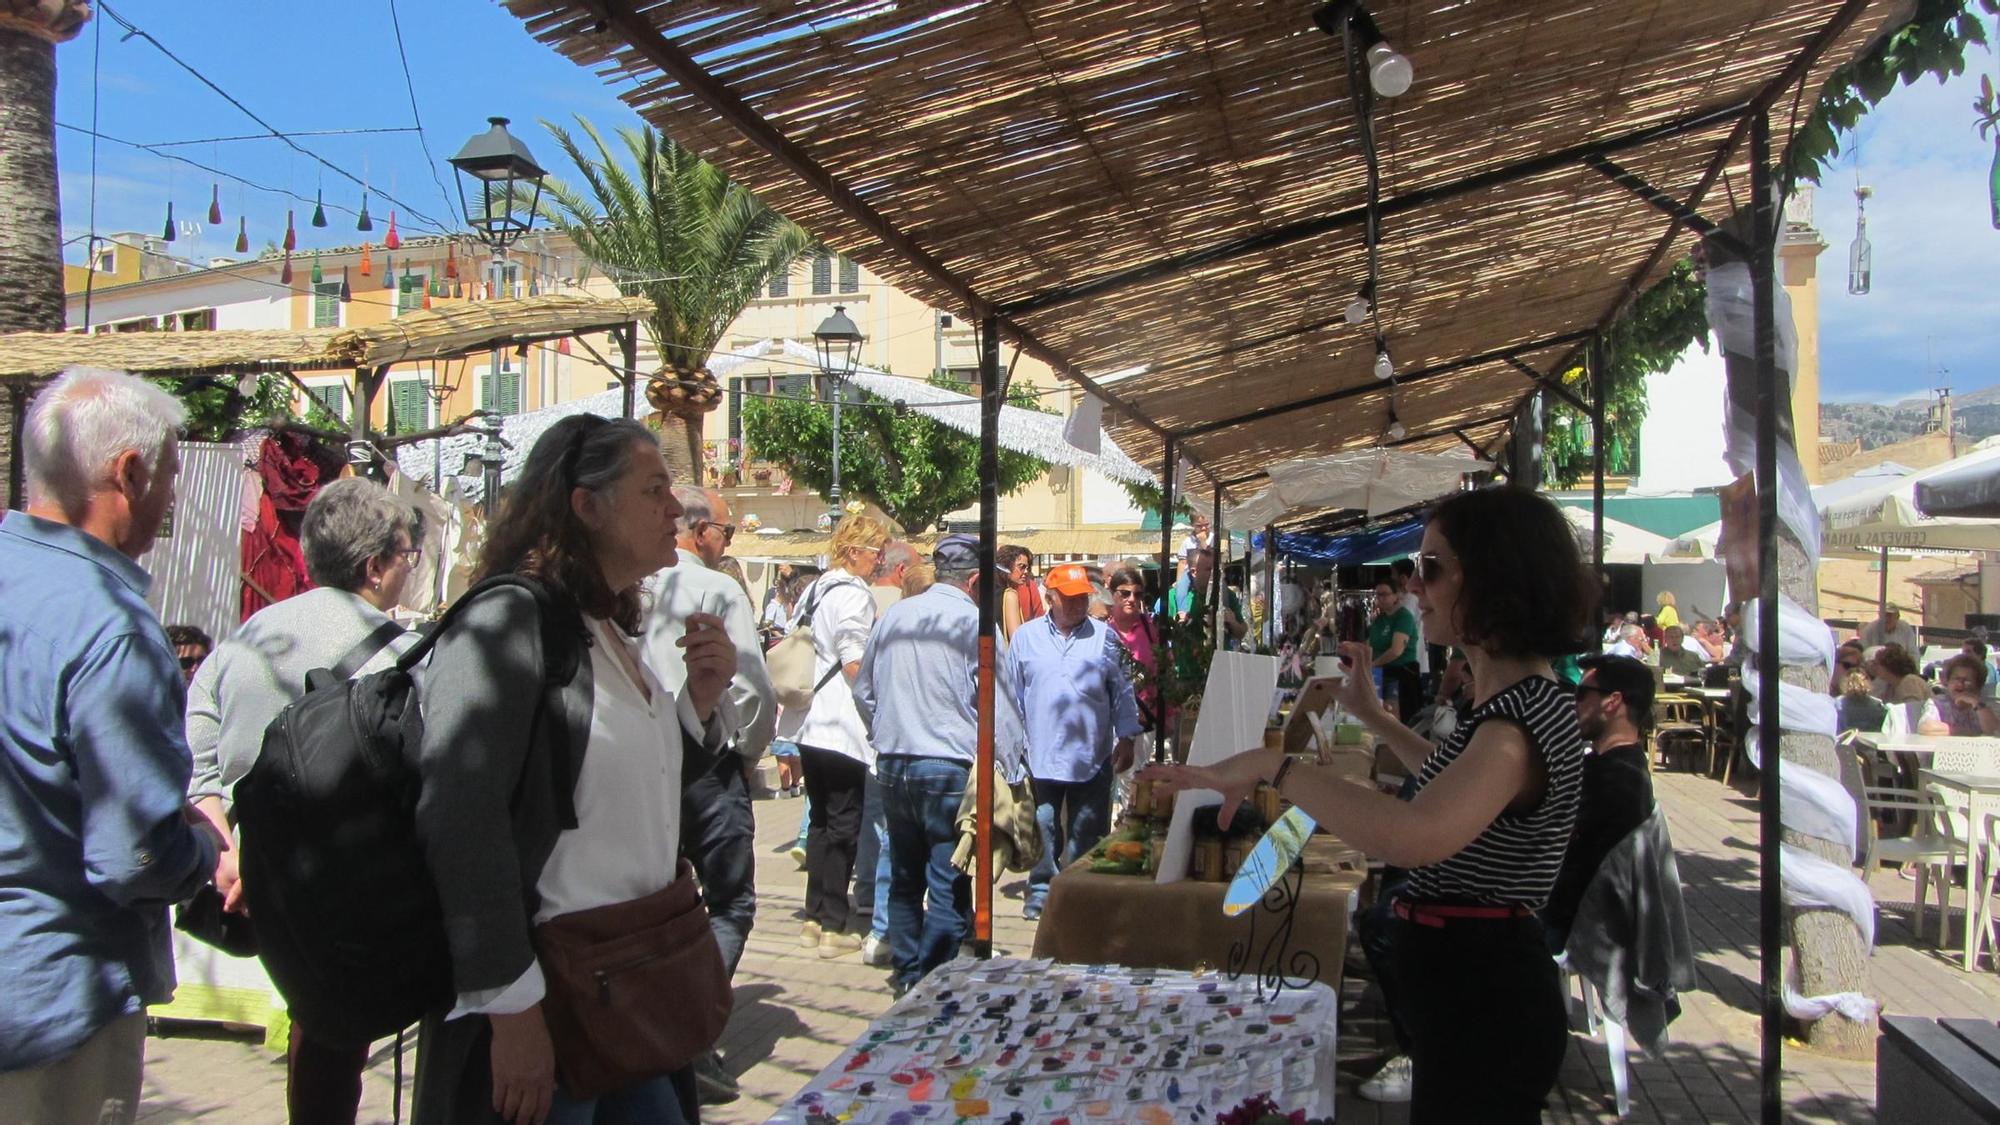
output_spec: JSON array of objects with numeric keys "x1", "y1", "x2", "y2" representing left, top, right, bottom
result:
[
  {"x1": 1359, "y1": 1055, "x2": 1412, "y2": 1103},
  {"x1": 861, "y1": 934, "x2": 891, "y2": 967}
]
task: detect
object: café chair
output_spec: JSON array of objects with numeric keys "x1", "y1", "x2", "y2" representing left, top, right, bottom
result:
[{"x1": 1860, "y1": 785, "x2": 1963, "y2": 947}]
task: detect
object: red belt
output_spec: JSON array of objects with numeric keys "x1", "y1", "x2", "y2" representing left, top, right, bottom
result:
[{"x1": 1393, "y1": 900, "x2": 1534, "y2": 928}]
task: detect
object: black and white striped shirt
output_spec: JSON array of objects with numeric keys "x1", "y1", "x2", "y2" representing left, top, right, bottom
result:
[{"x1": 1404, "y1": 675, "x2": 1584, "y2": 908}]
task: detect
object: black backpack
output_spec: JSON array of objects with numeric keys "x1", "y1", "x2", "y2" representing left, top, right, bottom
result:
[{"x1": 234, "y1": 575, "x2": 583, "y2": 1048}]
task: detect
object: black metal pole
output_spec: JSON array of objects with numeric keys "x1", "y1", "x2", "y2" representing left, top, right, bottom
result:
[
  {"x1": 1750, "y1": 110, "x2": 1785, "y2": 1125},
  {"x1": 1158, "y1": 436, "x2": 1178, "y2": 763},
  {"x1": 619, "y1": 324, "x2": 638, "y2": 420},
  {"x1": 1590, "y1": 339, "x2": 1607, "y2": 598},
  {"x1": 972, "y1": 314, "x2": 1001, "y2": 958},
  {"x1": 1210, "y1": 485, "x2": 1224, "y2": 648}
]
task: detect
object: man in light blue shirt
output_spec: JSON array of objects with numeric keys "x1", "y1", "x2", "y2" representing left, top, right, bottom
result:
[
  {"x1": 855, "y1": 535, "x2": 1026, "y2": 992},
  {"x1": 1009, "y1": 563, "x2": 1143, "y2": 919},
  {"x1": 0, "y1": 368, "x2": 223, "y2": 1116}
]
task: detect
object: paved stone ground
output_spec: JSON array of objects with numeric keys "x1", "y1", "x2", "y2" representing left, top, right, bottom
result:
[{"x1": 139, "y1": 768, "x2": 2000, "y2": 1123}]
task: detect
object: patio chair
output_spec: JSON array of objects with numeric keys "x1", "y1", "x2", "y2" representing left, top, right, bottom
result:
[
  {"x1": 1861, "y1": 785, "x2": 1963, "y2": 946},
  {"x1": 1556, "y1": 951, "x2": 1631, "y2": 1119}
]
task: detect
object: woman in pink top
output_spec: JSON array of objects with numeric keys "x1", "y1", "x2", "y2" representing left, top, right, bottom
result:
[{"x1": 1105, "y1": 564, "x2": 1162, "y2": 730}]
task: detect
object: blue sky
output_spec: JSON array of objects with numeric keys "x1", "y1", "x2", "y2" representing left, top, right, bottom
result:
[{"x1": 53, "y1": 3, "x2": 2000, "y2": 407}]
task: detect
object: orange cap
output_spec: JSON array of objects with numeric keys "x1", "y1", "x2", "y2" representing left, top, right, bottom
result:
[{"x1": 1045, "y1": 564, "x2": 1094, "y2": 597}]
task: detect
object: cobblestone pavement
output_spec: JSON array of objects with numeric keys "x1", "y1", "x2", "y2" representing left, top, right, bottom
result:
[{"x1": 138, "y1": 768, "x2": 2000, "y2": 1122}]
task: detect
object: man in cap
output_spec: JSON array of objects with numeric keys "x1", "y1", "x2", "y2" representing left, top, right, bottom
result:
[
  {"x1": 1860, "y1": 604, "x2": 1919, "y2": 656},
  {"x1": 854, "y1": 535, "x2": 1024, "y2": 993},
  {"x1": 1009, "y1": 563, "x2": 1143, "y2": 920}
]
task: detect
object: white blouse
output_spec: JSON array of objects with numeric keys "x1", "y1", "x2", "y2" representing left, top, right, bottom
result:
[
  {"x1": 794, "y1": 571, "x2": 877, "y2": 765},
  {"x1": 451, "y1": 615, "x2": 724, "y2": 1018}
]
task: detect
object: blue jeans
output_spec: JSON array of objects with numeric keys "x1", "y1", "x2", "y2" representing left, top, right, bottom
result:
[
  {"x1": 546, "y1": 1073, "x2": 688, "y2": 1124},
  {"x1": 877, "y1": 755, "x2": 973, "y2": 989},
  {"x1": 854, "y1": 773, "x2": 892, "y2": 940},
  {"x1": 1026, "y1": 759, "x2": 1114, "y2": 911}
]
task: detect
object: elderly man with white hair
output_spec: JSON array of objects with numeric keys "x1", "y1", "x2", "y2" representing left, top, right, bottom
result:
[
  {"x1": 0, "y1": 368, "x2": 225, "y2": 1121},
  {"x1": 640, "y1": 485, "x2": 773, "y2": 1106}
]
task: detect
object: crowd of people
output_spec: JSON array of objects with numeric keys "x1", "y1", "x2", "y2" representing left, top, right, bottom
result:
[{"x1": 5, "y1": 364, "x2": 1985, "y2": 1125}]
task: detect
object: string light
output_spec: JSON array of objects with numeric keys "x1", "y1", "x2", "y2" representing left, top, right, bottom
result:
[{"x1": 1373, "y1": 339, "x2": 1394, "y2": 380}]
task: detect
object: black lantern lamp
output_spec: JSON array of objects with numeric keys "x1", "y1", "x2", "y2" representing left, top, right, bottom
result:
[
  {"x1": 448, "y1": 117, "x2": 547, "y2": 253},
  {"x1": 813, "y1": 305, "x2": 866, "y2": 510}
]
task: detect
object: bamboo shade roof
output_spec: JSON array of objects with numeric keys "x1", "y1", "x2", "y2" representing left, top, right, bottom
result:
[
  {"x1": 0, "y1": 294, "x2": 651, "y2": 379},
  {"x1": 507, "y1": 0, "x2": 1899, "y2": 526}
]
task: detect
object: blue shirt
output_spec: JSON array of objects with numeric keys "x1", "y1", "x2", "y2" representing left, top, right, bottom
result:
[
  {"x1": 1008, "y1": 614, "x2": 1144, "y2": 782},
  {"x1": 854, "y1": 583, "x2": 1026, "y2": 778},
  {"x1": 0, "y1": 512, "x2": 217, "y2": 1067}
]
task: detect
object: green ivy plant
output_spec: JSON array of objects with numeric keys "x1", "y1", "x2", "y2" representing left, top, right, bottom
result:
[
  {"x1": 1540, "y1": 259, "x2": 1710, "y2": 487},
  {"x1": 1781, "y1": 0, "x2": 1998, "y2": 188},
  {"x1": 740, "y1": 373, "x2": 1048, "y2": 533}
]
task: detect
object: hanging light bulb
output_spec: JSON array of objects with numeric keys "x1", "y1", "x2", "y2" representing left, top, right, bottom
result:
[
  {"x1": 234, "y1": 215, "x2": 249, "y2": 254},
  {"x1": 162, "y1": 200, "x2": 177, "y2": 242},
  {"x1": 1344, "y1": 282, "x2": 1374, "y2": 326},
  {"x1": 1367, "y1": 42, "x2": 1413, "y2": 97},
  {"x1": 311, "y1": 252, "x2": 323, "y2": 286},
  {"x1": 359, "y1": 242, "x2": 373, "y2": 276},
  {"x1": 1373, "y1": 341, "x2": 1394, "y2": 380},
  {"x1": 207, "y1": 183, "x2": 223, "y2": 226},
  {"x1": 311, "y1": 188, "x2": 328, "y2": 228},
  {"x1": 356, "y1": 192, "x2": 374, "y2": 232},
  {"x1": 283, "y1": 210, "x2": 297, "y2": 252},
  {"x1": 1385, "y1": 405, "x2": 1406, "y2": 442},
  {"x1": 1847, "y1": 184, "x2": 1873, "y2": 296},
  {"x1": 280, "y1": 251, "x2": 294, "y2": 285},
  {"x1": 339, "y1": 266, "x2": 352, "y2": 303},
  {"x1": 384, "y1": 211, "x2": 400, "y2": 249}
]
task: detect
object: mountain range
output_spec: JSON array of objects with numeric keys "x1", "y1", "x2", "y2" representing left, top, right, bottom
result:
[{"x1": 1820, "y1": 383, "x2": 2000, "y2": 448}]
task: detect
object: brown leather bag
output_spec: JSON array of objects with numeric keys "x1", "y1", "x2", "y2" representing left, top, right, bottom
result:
[{"x1": 530, "y1": 861, "x2": 732, "y2": 1099}]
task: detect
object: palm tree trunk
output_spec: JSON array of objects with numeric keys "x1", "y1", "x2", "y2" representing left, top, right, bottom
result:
[
  {"x1": 660, "y1": 412, "x2": 704, "y2": 487},
  {"x1": 0, "y1": 19, "x2": 75, "y2": 506}
]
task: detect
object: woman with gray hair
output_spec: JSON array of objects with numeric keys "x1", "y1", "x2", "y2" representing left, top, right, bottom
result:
[{"x1": 184, "y1": 475, "x2": 424, "y2": 1125}]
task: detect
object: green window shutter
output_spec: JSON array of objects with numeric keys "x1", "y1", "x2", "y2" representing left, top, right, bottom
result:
[
  {"x1": 391, "y1": 380, "x2": 428, "y2": 435},
  {"x1": 768, "y1": 270, "x2": 789, "y2": 298},
  {"x1": 500, "y1": 368, "x2": 521, "y2": 415},
  {"x1": 309, "y1": 383, "x2": 346, "y2": 425},
  {"x1": 312, "y1": 283, "x2": 341, "y2": 328},
  {"x1": 811, "y1": 253, "x2": 831, "y2": 295},
  {"x1": 838, "y1": 256, "x2": 859, "y2": 293}
]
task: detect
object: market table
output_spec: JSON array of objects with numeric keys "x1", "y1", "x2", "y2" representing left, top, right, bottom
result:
[
  {"x1": 1920, "y1": 770, "x2": 2000, "y2": 971},
  {"x1": 1030, "y1": 835, "x2": 1365, "y2": 990},
  {"x1": 767, "y1": 956, "x2": 1340, "y2": 1123}
]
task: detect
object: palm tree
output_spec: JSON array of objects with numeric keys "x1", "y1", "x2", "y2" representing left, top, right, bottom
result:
[
  {"x1": 0, "y1": 1, "x2": 91, "y2": 506},
  {"x1": 541, "y1": 118, "x2": 815, "y2": 484}
]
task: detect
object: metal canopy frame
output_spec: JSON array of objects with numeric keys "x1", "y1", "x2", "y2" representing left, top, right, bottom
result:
[{"x1": 523, "y1": 4, "x2": 1887, "y2": 1116}]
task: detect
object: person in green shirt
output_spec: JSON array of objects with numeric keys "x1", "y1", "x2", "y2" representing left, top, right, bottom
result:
[
  {"x1": 1369, "y1": 580, "x2": 1421, "y2": 722},
  {"x1": 1658, "y1": 624, "x2": 1708, "y2": 678}
]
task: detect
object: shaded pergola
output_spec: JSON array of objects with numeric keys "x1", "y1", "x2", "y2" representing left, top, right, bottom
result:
[
  {"x1": 0, "y1": 293, "x2": 652, "y2": 479},
  {"x1": 506, "y1": 1, "x2": 1905, "y2": 1110}
]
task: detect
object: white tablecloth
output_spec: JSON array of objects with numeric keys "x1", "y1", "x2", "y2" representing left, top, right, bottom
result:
[{"x1": 768, "y1": 956, "x2": 1339, "y2": 1123}]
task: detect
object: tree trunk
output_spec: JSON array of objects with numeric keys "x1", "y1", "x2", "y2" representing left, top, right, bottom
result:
[
  {"x1": 0, "y1": 23, "x2": 71, "y2": 507},
  {"x1": 1778, "y1": 535, "x2": 1876, "y2": 1058},
  {"x1": 659, "y1": 412, "x2": 703, "y2": 488}
]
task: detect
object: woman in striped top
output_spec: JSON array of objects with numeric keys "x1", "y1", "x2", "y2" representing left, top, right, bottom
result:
[{"x1": 1145, "y1": 486, "x2": 1595, "y2": 1122}]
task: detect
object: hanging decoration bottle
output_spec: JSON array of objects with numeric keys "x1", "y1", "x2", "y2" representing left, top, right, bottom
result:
[
  {"x1": 208, "y1": 183, "x2": 223, "y2": 226},
  {"x1": 384, "y1": 211, "x2": 400, "y2": 250},
  {"x1": 359, "y1": 242, "x2": 373, "y2": 276},
  {"x1": 162, "y1": 200, "x2": 177, "y2": 242},
  {"x1": 283, "y1": 210, "x2": 298, "y2": 252},
  {"x1": 311, "y1": 185, "x2": 328, "y2": 228},
  {"x1": 384, "y1": 255, "x2": 397, "y2": 289},
  {"x1": 311, "y1": 252, "x2": 323, "y2": 286},
  {"x1": 234, "y1": 215, "x2": 249, "y2": 254},
  {"x1": 445, "y1": 243, "x2": 458, "y2": 281},
  {"x1": 357, "y1": 192, "x2": 374, "y2": 233},
  {"x1": 280, "y1": 251, "x2": 294, "y2": 285},
  {"x1": 339, "y1": 266, "x2": 352, "y2": 303}
]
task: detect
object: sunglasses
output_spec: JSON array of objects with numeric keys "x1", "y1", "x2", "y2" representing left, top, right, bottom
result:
[
  {"x1": 1417, "y1": 551, "x2": 1454, "y2": 583},
  {"x1": 696, "y1": 520, "x2": 736, "y2": 543},
  {"x1": 178, "y1": 654, "x2": 205, "y2": 670},
  {"x1": 1112, "y1": 587, "x2": 1140, "y2": 599}
]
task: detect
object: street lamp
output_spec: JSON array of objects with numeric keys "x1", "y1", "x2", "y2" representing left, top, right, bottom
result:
[
  {"x1": 813, "y1": 304, "x2": 864, "y2": 511},
  {"x1": 449, "y1": 117, "x2": 547, "y2": 515}
]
